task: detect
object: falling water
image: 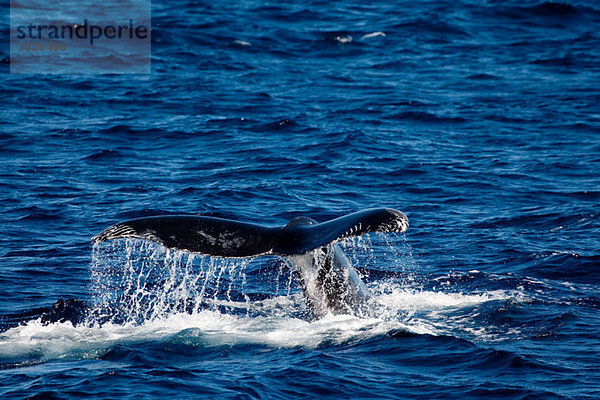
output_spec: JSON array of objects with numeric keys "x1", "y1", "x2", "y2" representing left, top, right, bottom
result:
[
  {"x1": 90, "y1": 239, "x2": 256, "y2": 325},
  {"x1": 88, "y1": 233, "x2": 415, "y2": 326}
]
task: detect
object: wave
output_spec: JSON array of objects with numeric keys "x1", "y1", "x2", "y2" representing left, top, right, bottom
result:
[
  {"x1": 82, "y1": 149, "x2": 124, "y2": 161},
  {"x1": 471, "y1": 211, "x2": 598, "y2": 231},
  {"x1": 0, "y1": 287, "x2": 520, "y2": 369},
  {"x1": 389, "y1": 111, "x2": 467, "y2": 124},
  {"x1": 0, "y1": 236, "x2": 527, "y2": 367}
]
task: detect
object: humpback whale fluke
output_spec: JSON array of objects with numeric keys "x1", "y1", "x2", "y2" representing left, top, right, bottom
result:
[
  {"x1": 92, "y1": 208, "x2": 408, "y2": 317},
  {"x1": 92, "y1": 208, "x2": 408, "y2": 257}
]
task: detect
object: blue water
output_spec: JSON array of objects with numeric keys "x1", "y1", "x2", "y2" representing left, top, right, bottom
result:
[{"x1": 1, "y1": 0, "x2": 600, "y2": 398}]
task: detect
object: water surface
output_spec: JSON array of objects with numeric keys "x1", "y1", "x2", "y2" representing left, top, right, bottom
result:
[{"x1": 0, "y1": 0, "x2": 599, "y2": 399}]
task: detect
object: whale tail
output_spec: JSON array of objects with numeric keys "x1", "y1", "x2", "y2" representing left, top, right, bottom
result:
[
  {"x1": 92, "y1": 208, "x2": 408, "y2": 257},
  {"x1": 92, "y1": 208, "x2": 409, "y2": 318}
]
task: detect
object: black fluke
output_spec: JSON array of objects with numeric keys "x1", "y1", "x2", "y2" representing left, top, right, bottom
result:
[{"x1": 92, "y1": 208, "x2": 408, "y2": 257}]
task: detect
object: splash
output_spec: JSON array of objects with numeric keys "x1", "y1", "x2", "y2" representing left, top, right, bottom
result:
[
  {"x1": 88, "y1": 234, "x2": 419, "y2": 325},
  {"x1": 0, "y1": 233, "x2": 523, "y2": 366},
  {"x1": 89, "y1": 239, "x2": 257, "y2": 324}
]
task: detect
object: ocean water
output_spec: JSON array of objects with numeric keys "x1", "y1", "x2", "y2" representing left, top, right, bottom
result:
[{"x1": 1, "y1": 0, "x2": 599, "y2": 398}]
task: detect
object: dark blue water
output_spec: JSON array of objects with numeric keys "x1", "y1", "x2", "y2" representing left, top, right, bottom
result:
[{"x1": 1, "y1": 0, "x2": 599, "y2": 398}]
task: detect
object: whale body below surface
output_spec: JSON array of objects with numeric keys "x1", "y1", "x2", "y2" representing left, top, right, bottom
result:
[{"x1": 93, "y1": 208, "x2": 409, "y2": 317}]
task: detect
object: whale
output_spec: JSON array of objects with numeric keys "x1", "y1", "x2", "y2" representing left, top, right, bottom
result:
[
  {"x1": 92, "y1": 208, "x2": 409, "y2": 318},
  {"x1": 0, "y1": 298, "x2": 88, "y2": 332}
]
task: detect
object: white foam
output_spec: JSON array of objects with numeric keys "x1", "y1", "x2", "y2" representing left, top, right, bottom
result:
[
  {"x1": 335, "y1": 35, "x2": 352, "y2": 44},
  {"x1": 0, "y1": 309, "x2": 386, "y2": 363},
  {"x1": 0, "y1": 236, "x2": 525, "y2": 364},
  {"x1": 0, "y1": 287, "x2": 522, "y2": 364},
  {"x1": 376, "y1": 288, "x2": 511, "y2": 311},
  {"x1": 361, "y1": 32, "x2": 386, "y2": 39}
]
